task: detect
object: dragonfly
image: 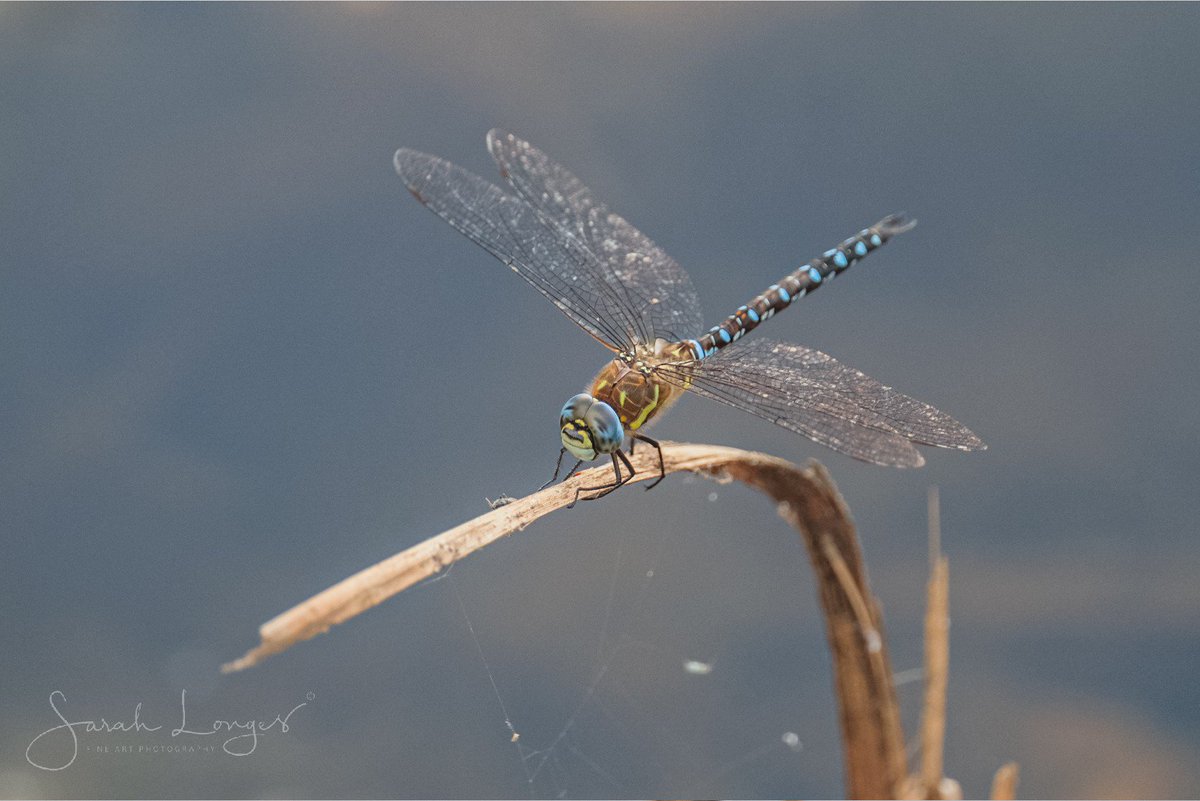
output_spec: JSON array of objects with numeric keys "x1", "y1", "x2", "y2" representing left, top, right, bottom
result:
[{"x1": 394, "y1": 130, "x2": 984, "y2": 505}]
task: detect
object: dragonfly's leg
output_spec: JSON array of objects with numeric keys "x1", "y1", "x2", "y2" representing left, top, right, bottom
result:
[
  {"x1": 616, "y1": 448, "x2": 636, "y2": 488},
  {"x1": 587, "y1": 451, "x2": 635, "y2": 501},
  {"x1": 631, "y1": 434, "x2": 666, "y2": 491},
  {"x1": 571, "y1": 455, "x2": 620, "y2": 507},
  {"x1": 540, "y1": 448, "x2": 582, "y2": 491},
  {"x1": 573, "y1": 451, "x2": 634, "y2": 506},
  {"x1": 539, "y1": 448, "x2": 566, "y2": 491},
  {"x1": 566, "y1": 455, "x2": 614, "y2": 506},
  {"x1": 568, "y1": 455, "x2": 614, "y2": 509},
  {"x1": 557, "y1": 458, "x2": 587, "y2": 508}
]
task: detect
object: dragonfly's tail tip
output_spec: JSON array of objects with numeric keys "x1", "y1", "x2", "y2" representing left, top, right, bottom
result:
[{"x1": 879, "y1": 212, "x2": 917, "y2": 236}]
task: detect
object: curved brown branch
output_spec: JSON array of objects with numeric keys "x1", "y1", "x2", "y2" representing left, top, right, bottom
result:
[{"x1": 222, "y1": 441, "x2": 904, "y2": 798}]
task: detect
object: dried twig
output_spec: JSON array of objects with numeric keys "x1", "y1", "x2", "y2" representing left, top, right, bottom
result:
[
  {"x1": 898, "y1": 487, "x2": 1014, "y2": 801},
  {"x1": 917, "y1": 555, "x2": 951, "y2": 791},
  {"x1": 990, "y1": 761, "x2": 1020, "y2": 801},
  {"x1": 819, "y1": 535, "x2": 907, "y2": 795},
  {"x1": 919, "y1": 486, "x2": 951, "y2": 797},
  {"x1": 222, "y1": 441, "x2": 906, "y2": 797},
  {"x1": 898, "y1": 486, "x2": 962, "y2": 801}
]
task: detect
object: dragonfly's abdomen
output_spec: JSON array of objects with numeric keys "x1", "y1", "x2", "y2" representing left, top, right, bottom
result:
[
  {"x1": 691, "y1": 214, "x2": 916, "y2": 358},
  {"x1": 590, "y1": 358, "x2": 684, "y2": 432}
]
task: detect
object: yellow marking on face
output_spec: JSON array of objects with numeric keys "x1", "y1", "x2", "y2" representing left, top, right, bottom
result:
[
  {"x1": 629, "y1": 383, "x2": 660, "y2": 430},
  {"x1": 562, "y1": 421, "x2": 593, "y2": 448}
]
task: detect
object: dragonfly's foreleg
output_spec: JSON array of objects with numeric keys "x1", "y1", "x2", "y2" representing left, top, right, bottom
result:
[
  {"x1": 570, "y1": 450, "x2": 635, "y2": 507},
  {"x1": 631, "y1": 434, "x2": 666, "y2": 491},
  {"x1": 540, "y1": 448, "x2": 583, "y2": 491}
]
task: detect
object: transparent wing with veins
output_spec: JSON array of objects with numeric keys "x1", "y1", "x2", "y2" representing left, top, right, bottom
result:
[
  {"x1": 653, "y1": 338, "x2": 986, "y2": 467},
  {"x1": 395, "y1": 147, "x2": 651, "y2": 352},
  {"x1": 487, "y1": 129, "x2": 705, "y2": 342}
]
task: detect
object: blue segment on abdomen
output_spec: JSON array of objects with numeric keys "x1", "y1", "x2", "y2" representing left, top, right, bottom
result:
[{"x1": 694, "y1": 215, "x2": 910, "y2": 357}]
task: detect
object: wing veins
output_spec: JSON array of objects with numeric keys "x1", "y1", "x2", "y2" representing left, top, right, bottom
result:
[{"x1": 396, "y1": 148, "x2": 648, "y2": 352}]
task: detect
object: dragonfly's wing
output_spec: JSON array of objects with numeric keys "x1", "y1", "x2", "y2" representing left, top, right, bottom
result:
[
  {"x1": 487, "y1": 129, "x2": 704, "y2": 342},
  {"x1": 396, "y1": 148, "x2": 650, "y2": 352},
  {"x1": 653, "y1": 338, "x2": 985, "y2": 468}
]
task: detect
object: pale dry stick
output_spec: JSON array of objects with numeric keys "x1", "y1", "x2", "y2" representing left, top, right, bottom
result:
[
  {"x1": 898, "y1": 485, "x2": 958, "y2": 801},
  {"x1": 990, "y1": 761, "x2": 1020, "y2": 800},
  {"x1": 919, "y1": 486, "x2": 951, "y2": 797},
  {"x1": 909, "y1": 555, "x2": 951, "y2": 798},
  {"x1": 899, "y1": 487, "x2": 1013, "y2": 801},
  {"x1": 222, "y1": 441, "x2": 906, "y2": 798}
]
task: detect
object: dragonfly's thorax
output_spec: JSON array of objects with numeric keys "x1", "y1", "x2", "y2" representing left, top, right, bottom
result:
[{"x1": 589, "y1": 341, "x2": 697, "y2": 432}]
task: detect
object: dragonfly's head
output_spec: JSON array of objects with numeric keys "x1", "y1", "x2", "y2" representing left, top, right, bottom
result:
[{"x1": 559, "y1": 393, "x2": 623, "y2": 461}]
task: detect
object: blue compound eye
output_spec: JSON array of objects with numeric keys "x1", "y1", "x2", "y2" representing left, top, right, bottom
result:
[{"x1": 583, "y1": 401, "x2": 623, "y2": 454}]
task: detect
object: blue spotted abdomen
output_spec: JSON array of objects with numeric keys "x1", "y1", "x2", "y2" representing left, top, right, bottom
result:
[{"x1": 690, "y1": 214, "x2": 915, "y2": 357}]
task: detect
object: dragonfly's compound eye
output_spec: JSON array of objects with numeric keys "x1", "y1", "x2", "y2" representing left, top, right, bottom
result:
[
  {"x1": 558, "y1": 394, "x2": 624, "y2": 461},
  {"x1": 559, "y1": 393, "x2": 593, "y2": 429},
  {"x1": 583, "y1": 400, "x2": 623, "y2": 454}
]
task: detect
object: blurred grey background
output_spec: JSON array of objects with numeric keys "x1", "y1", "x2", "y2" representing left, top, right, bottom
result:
[{"x1": 3, "y1": 3, "x2": 1199, "y2": 798}]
